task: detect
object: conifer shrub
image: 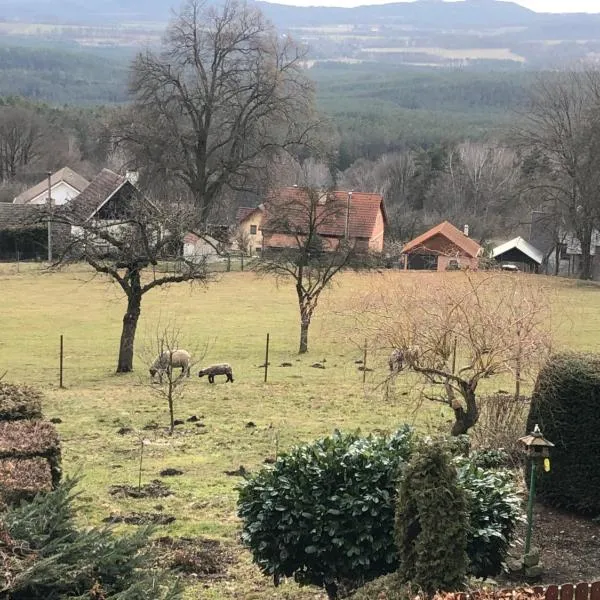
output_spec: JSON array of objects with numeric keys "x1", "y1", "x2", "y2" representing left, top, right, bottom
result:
[
  {"x1": 395, "y1": 440, "x2": 469, "y2": 594},
  {"x1": 0, "y1": 477, "x2": 182, "y2": 599},
  {"x1": 526, "y1": 352, "x2": 600, "y2": 515},
  {"x1": 0, "y1": 382, "x2": 42, "y2": 421}
]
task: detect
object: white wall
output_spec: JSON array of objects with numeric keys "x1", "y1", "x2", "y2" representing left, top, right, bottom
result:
[{"x1": 29, "y1": 182, "x2": 82, "y2": 206}]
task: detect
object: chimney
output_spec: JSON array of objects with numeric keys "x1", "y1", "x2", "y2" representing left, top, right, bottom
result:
[
  {"x1": 463, "y1": 224, "x2": 469, "y2": 237},
  {"x1": 345, "y1": 191, "x2": 353, "y2": 239}
]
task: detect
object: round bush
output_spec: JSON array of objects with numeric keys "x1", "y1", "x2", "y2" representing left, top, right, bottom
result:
[
  {"x1": 526, "y1": 352, "x2": 600, "y2": 515},
  {"x1": 238, "y1": 427, "x2": 415, "y2": 598},
  {"x1": 395, "y1": 440, "x2": 469, "y2": 594}
]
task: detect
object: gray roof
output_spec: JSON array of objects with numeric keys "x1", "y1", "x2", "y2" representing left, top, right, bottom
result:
[
  {"x1": 66, "y1": 168, "x2": 127, "y2": 221},
  {"x1": 491, "y1": 236, "x2": 544, "y2": 264},
  {"x1": 0, "y1": 203, "x2": 45, "y2": 230},
  {"x1": 13, "y1": 167, "x2": 90, "y2": 205}
]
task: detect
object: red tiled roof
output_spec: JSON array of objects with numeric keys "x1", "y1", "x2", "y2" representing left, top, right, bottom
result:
[
  {"x1": 236, "y1": 206, "x2": 262, "y2": 224},
  {"x1": 402, "y1": 221, "x2": 482, "y2": 258},
  {"x1": 261, "y1": 187, "x2": 385, "y2": 240}
]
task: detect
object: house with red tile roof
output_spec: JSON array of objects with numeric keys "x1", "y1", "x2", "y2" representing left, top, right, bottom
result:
[
  {"x1": 252, "y1": 187, "x2": 386, "y2": 254},
  {"x1": 401, "y1": 221, "x2": 482, "y2": 271},
  {"x1": 234, "y1": 204, "x2": 265, "y2": 255}
]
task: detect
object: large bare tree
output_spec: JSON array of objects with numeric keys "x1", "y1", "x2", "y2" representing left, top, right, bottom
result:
[
  {"x1": 517, "y1": 70, "x2": 600, "y2": 280},
  {"x1": 255, "y1": 187, "x2": 369, "y2": 354},
  {"x1": 48, "y1": 187, "x2": 208, "y2": 373},
  {"x1": 114, "y1": 0, "x2": 318, "y2": 226}
]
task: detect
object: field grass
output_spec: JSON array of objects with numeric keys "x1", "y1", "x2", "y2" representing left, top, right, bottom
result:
[{"x1": 1, "y1": 264, "x2": 600, "y2": 598}]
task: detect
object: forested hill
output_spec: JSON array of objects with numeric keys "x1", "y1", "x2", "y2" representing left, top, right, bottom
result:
[{"x1": 0, "y1": 46, "x2": 130, "y2": 104}]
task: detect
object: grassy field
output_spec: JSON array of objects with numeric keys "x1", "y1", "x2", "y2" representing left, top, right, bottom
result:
[{"x1": 1, "y1": 264, "x2": 600, "y2": 598}]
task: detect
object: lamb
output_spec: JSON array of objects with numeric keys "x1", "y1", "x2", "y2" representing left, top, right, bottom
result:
[
  {"x1": 149, "y1": 349, "x2": 191, "y2": 383},
  {"x1": 198, "y1": 363, "x2": 234, "y2": 384}
]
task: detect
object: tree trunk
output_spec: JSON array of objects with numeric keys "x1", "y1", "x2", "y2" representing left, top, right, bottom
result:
[
  {"x1": 578, "y1": 228, "x2": 593, "y2": 280},
  {"x1": 299, "y1": 319, "x2": 309, "y2": 354},
  {"x1": 117, "y1": 272, "x2": 142, "y2": 373},
  {"x1": 451, "y1": 384, "x2": 479, "y2": 436}
]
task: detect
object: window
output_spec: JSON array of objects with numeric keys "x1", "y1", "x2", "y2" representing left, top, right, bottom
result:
[
  {"x1": 558, "y1": 243, "x2": 568, "y2": 260},
  {"x1": 250, "y1": 225, "x2": 257, "y2": 235}
]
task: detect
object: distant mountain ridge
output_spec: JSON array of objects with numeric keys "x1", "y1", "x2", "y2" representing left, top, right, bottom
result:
[
  {"x1": 256, "y1": 0, "x2": 539, "y2": 29},
  {"x1": 0, "y1": 0, "x2": 582, "y2": 25}
]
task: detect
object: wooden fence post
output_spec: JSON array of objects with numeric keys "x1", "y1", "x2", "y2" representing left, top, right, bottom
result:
[
  {"x1": 362, "y1": 339, "x2": 368, "y2": 384},
  {"x1": 241, "y1": 253, "x2": 244, "y2": 272},
  {"x1": 264, "y1": 333, "x2": 270, "y2": 383},
  {"x1": 59, "y1": 334, "x2": 64, "y2": 389}
]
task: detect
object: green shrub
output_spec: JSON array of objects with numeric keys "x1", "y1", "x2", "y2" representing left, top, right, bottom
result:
[
  {"x1": 350, "y1": 572, "x2": 409, "y2": 600},
  {"x1": 238, "y1": 426, "x2": 415, "y2": 599},
  {"x1": 395, "y1": 440, "x2": 468, "y2": 594},
  {"x1": 238, "y1": 429, "x2": 522, "y2": 598},
  {"x1": 0, "y1": 383, "x2": 43, "y2": 421},
  {"x1": 526, "y1": 352, "x2": 600, "y2": 514},
  {"x1": 455, "y1": 457, "x2": 523, "y2": 578},
  {"x1": 468, "y1": 448, "x2": 511, "y2": 470},
  {"x1": 1, "y1": 477, "x2": 182, "y2": 599}
]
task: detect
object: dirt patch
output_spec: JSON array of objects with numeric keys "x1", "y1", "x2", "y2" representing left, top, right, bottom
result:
[
  {"x1": 153, "y1": 536, "x2": 235, "y2": 581},
  {"x1": 103, "y1": 512, "x2": 176, "y2": 525},
  {"x1": 499, "y1": 503, "x2": 600, "y2": 585},
  {"x1": 224, "y1": 465, "x2": 248, "y2": 477},
  {"x1": 109, "y1": 479, "x2": 173, "y2": 499},
  {"x1": 160, "y1": 468, "x2": 184, "y2": 477}
]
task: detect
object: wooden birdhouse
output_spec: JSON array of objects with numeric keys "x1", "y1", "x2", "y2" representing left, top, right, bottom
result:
[{"x1": 518, "y1": 424, "x2": 554, "y2": 459}]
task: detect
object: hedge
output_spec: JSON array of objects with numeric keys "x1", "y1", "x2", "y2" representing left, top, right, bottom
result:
[
  {"x1": 0, "y1": 382, "x2": 43, "y2": 421},
  {"x1": 526, "y1": 352, "x2": 600, "y2": 514},
  {"x1": 0, "y1": 457, "x2": 52, "y2": 506}
]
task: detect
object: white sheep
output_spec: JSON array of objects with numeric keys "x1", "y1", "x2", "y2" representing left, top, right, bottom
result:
[
  {"x1": 198, "y1": 363, "x2": 234, "y2": 384},
  {"x1": 149, "y1": 349, "x2": 191, "y2": 383}
]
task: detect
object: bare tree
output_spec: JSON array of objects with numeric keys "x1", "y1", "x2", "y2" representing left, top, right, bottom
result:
[
  {"x1": 255, "y1": 187, "x2": 369, "y2": 354},
  {"x1": 140, "y1": 323, "x2": 207, "y2": 434},
  {"x1": 353, "y1": 272, "x2": 550, "y2": 435},
  {"x1": 48, "y1": 188, "x2": 208, "y2": 373},
  {"x1": 517, "y1": 69, "x2": 600, "y2": 280},
  {"x1": 0, "y1": 106, "x2": 43, "y2": 182},
  {"x1": 114, "y1": 0, "x2": 319, "y2": 227},
  {"x1": 424, "y1": 141, "x2": 520, "y2": 243}
]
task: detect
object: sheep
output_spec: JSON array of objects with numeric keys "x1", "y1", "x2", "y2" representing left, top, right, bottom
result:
[
  {"x1": 149, "y1": 349, "x2": 191, "y2": 383},
  {"x1": 198, "y1": 363, "x2": 234, "y2": 384},
  {"x1": 388, "y1": 347, "x2": 419, "y2": 373}
]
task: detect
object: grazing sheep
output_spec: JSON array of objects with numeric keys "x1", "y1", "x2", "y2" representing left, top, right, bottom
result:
[
  {"x1": 198, "y1": 363, "x2": 234, "y2": 384},
  {"x1": 149, "y1": 349, "x2": 191, "y2": 383},
  {"x1": 388, "y1": 347, "x2": 419, "y2": 373}
]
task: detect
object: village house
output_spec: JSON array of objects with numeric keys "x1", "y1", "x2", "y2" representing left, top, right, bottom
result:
[
  {"x1": 12, "y1": 167, "x2": 89, "y2": 206},
  {"x1": 401, "y1": 221, "x2": 482, "y2": 271},
  {"x1": 236, "y1": 187, "x2": 386, "y2": 255},
  {"x1": 529, "y1": 210, "x2": 600, "y2": 279},
  {"x1": 491, "y1": 236, "x2": 543, "y2": 273},
  {"x1": 234, "y1": 205, "x2": 265, "y2": 256}
]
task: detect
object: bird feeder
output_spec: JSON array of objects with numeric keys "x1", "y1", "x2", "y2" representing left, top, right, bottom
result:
[
  {"x1": 518, "y1": 424, "x2": 554, "y2": 558},
  {"x1": 518, "y1": 424, "x2": 554, "y2": 460}
]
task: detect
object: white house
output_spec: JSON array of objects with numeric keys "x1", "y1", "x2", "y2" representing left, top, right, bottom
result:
[{"x1": 13, "y1": 167, "x2": 90, "y2": 206}]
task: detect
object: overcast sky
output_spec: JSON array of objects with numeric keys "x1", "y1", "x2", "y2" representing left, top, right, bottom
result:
[{"x1": 266, "y1": 0, "x2": 600, "y2": 13}]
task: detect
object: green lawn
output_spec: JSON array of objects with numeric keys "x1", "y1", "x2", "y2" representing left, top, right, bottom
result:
[{"x1": 1, "y1": 264, "x2": 600, "y2": 598}]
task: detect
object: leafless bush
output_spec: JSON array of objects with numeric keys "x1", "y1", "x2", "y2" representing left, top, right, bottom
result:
[
  {"x1": 469, "y1": 393, "x2": 530, "y2": 465},
  {"x1": 139, "y1": 322, "x2": 208, "y2": 434}
]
